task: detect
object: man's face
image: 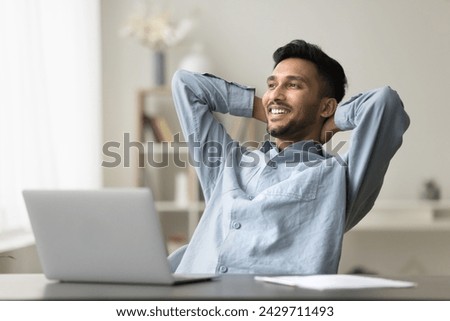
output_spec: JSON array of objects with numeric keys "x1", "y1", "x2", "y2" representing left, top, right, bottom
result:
[{"x1": 262, "y1": 58, "x2": 325, "y2": 143}]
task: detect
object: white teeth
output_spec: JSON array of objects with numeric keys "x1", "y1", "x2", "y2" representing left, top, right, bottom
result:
[{"x1": 271, "y1": 108, "x2": 288, "y2": 115}]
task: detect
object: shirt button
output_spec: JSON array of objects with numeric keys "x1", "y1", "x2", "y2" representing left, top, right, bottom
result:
[
  {"x1": 232, "y1": 221, "x2": 241, "y2": 229},
  {"x1": 248, "y1": 195, "x2": 254, "y2": 200},
  {"x1": 219, "y1": 266, "x2": 228, "y2": 273}
]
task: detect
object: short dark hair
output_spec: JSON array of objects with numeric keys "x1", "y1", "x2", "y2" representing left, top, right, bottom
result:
[{"x1": 273, "y1": 40, "x2": 347, "y2": 103}]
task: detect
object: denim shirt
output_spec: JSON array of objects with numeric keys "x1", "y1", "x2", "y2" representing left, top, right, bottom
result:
[{"x1": 169, "y1": 70, "x2": 410, "y2": 275}]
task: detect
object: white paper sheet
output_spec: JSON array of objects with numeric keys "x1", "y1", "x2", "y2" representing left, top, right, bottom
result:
[{"x1": 254, "y1": 275, "x2": 417, "y2": 291}]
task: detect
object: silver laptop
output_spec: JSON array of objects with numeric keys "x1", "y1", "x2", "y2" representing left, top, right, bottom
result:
[{"x1": 22, "y1": 188, "x2": 215, "y2": 285}]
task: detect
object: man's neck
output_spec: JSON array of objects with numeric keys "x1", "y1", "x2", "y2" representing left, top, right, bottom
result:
[{"x1": 276, "y1": 135, "x2": 320, "y2": 151}]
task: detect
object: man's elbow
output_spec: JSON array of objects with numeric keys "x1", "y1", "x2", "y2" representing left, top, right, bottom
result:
[
  {"x1": 171, "y1": 69, "x2": 193, "y2": 89},
  {"x1": 376, "y1": 86, "x2": 411, "y2": 131}
]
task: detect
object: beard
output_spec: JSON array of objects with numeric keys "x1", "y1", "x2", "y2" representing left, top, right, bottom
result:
[
  {"x1": 266, "y1": 117, "x2": 305, "y2": 139},
  {"x1": 266, "y1": 123, "x2": 290, "y2": 138},
  {"x1": 265, "y1": 99, "x2": 322, "y2": 141}
]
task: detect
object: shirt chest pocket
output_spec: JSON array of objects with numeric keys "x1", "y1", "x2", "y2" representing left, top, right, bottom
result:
[{"x1": 261, "y1": 164, "x2": 323, "y2": 202}]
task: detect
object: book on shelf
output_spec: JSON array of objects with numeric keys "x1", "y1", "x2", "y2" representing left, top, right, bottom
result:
[{"x1": 143, "y1": 115, "x2": 173, "y2": 143}]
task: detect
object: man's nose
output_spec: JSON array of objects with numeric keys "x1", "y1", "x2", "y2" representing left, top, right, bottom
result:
[{"x1": 268, "y1": 85, "x2": 286, "y2": 102}]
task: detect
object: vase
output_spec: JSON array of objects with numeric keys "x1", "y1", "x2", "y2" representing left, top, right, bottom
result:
[
  {"x1": 178, "y1": 43, "x2": 212, "y2": 73},
  {"x1": 152, "y1": 50, "x2": 166, "y2": 86}
]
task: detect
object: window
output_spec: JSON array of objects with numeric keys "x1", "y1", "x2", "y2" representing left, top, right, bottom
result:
[{"x1": 0, "y1": 0, "x2": 101, "y2": 250}]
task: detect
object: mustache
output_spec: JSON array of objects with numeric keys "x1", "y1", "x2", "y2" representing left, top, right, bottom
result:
[{"x1": 267, "y1": 102, "x2": 292, "y2": 109}]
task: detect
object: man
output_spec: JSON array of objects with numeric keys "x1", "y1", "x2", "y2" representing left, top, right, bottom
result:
[{"x1": 169, "y1": 39, "x2": 410, "y2": 275}]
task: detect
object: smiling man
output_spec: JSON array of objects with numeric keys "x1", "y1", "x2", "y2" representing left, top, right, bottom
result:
[
  {"x1": 169, "y1": 39, "x2": 410, "y2": 275},
  {"x1": 258, "y1": 57, "x2": 339, "y2": 148}
]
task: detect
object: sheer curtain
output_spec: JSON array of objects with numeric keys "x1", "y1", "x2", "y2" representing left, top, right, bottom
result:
[{"x1": 0, "y1": 0, "x2": 101, "y2": 249}]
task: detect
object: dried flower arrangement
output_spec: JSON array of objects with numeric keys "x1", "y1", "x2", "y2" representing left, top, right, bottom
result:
[{"x1": 120, "y1": 7, "x2": 193, "y2": 51}]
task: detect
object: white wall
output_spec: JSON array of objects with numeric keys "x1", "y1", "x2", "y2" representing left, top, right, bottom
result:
[{"x1": 101, "y1": 0, "x2": 450, "y2": 200}]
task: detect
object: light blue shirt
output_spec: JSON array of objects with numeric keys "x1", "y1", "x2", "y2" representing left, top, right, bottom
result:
[{"x1": 169, "y1": 70, "x2": 410, "y2": 275}]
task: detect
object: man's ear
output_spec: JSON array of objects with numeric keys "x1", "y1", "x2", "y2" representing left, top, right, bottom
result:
[{"x1": 320, "y1": 98, "x2": 337, "y2": 118}]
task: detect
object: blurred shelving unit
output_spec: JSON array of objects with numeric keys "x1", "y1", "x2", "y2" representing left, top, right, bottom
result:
[
  {"x1": 137, "y1": 87, "x2": 204, "y2": 254},
  {"x1": 353, "y1": 199, "x2": 450, "y2": 231}
]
